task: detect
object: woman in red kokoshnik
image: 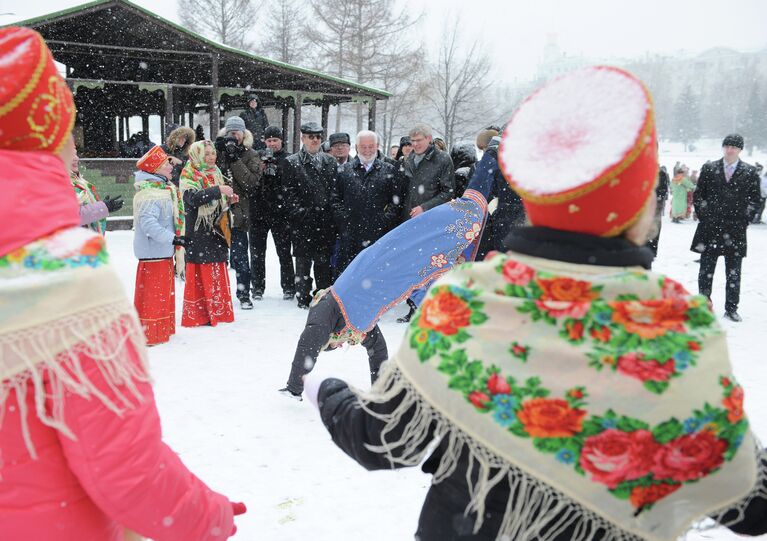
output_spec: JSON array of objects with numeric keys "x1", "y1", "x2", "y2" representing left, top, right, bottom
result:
[
  {"x1": 303, "y1": 67, "x2": 767, "y2": 541},
  {"x1": 0, "y1": 27, "x2": 245, "y2": 540}
]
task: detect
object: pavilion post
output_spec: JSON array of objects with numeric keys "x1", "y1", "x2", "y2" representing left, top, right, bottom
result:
[
  {"x1": 292, "y1": 93, "x2": 303, "y2": 153},
  {"x1": 368, "y1": 98, "x2": 377, "y2": 131},
  {"x1": 209, "y1": 54, "x2": 220, "y2": 139},
  {"x1": 281, "y1": 104, "x2": 290, "y2": 149},
  {"x1": 321, "y1": 101, "x2": 330, "y2": 139},
  {"x1": 164, "y1": 84, "x2": 174, "y2": 141}
]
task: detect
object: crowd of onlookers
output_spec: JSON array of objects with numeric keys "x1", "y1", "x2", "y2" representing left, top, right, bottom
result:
[{"x1": 76, "y1": 98, "x2": 767, "y2": 337}]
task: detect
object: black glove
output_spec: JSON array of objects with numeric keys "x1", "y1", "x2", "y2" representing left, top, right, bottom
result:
[
  {"x1": 172, "y1": 236, "x2": 186, "y2": 247},
  {"x1": 214, "y1": 136, "x2": 227, "y2": 154},
  {"x1": 103, "y1": 195, "x2": 124, "y2": 213}
]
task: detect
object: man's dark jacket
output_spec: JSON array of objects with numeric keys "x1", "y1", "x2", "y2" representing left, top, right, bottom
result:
[
  {"x1": 252, "y1": 147, "x2": 290, "y2": 225},
  {"x1": 331, "y1": 156, "x2": 402, "y2": 271},
  {"x1": 401, "y1": 144, "x2": 455, "y2": 219},
  {"x1": 216, "y1": 140, "x2": 261, "y2": 231},
  {"x1": 283, "y1": 149, "x2": 338, "y2": 258},
  {"x1": 691, "y1": 158, "x2": 761, "y2": 257}
]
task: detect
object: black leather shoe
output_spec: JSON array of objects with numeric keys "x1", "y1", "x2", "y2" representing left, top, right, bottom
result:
[
  {"x1": 723, "y1": 311, "x2": 742, "y2": 322},
  {"x1": 278, "y1": 387, "x2": 303, "y2": 401}
]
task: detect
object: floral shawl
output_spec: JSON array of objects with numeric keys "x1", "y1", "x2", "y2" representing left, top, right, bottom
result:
[
  {"x1": 358, "y1": 251, "x2": 762, "y2": 541},
  {"x1": 0, "y1": 227, "x2": 149, "y2": 459},
  {"x1": 70, "y1": 171, "x2": 106, "y2": 235}
]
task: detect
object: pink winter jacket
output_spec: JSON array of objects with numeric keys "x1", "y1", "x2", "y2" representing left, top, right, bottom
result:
[{"x1": 0, "y1": 338, "x2": 234, "y2": 540}]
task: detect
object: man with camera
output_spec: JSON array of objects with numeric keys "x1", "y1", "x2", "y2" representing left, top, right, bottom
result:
[
  {"x1": 283, "y1": 122, "x2": 338, "y2": 309},
  {"x1": 215, "y1": 116, "x2": 262, "y2": 310},
  {"x1": 249, "y1": 126, "x2": 296, "y2": 301}
]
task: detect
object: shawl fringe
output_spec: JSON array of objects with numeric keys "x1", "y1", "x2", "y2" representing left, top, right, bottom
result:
[
  {"x1": 0, "y1": 303, "x2": 150, "y2": 460},
  {"x1": 356, "y1": 362, "x2": 765, "y2": 541}
]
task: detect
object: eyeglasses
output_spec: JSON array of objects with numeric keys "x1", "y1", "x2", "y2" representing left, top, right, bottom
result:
[{"x1": 304, "y1": 134, "x2": 322, "y2": 140}]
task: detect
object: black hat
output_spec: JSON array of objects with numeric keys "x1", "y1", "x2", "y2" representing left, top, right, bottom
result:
[
  {"x1": 300, "y1": 121, "x2": 324, "y2": 135},
  {"x1": 246, "y1": 93, "x2": 259, "y2": 103},
  {"x1": 399, "y1": 136, "x2": 411, "y2": 147},
  {"x1": 264, "y1": 125, "x2": 283, "y2": 140},
  {"x1": 722, "y1": 133, "x2": 744, "y2": 149},
  {"x1": 328, "y1": 132, "x2": 350, "y2": 146}
]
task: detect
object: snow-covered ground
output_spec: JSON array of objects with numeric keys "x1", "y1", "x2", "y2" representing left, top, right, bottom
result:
[{"x1": 106, "y1": 173, "x2": 767, "y2": 539}]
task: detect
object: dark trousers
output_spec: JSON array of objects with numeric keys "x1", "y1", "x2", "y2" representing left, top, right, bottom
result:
[
  {"x1": 285, "y1": 295, "x2": 388, "y2": 393},
  {"x1": 295, "y1": 253, "x2": 333, "y2": 305},
  {"x1": 249, "y1": 215, "x2": 295, "y2": 295},
  {"x1": 645, "y1": 202, "x2": 664, "y2": 259},
  {"x1": 698, "y1": 251, "x2": 743, "y2": 313},
  {"x1": 753, "y1": 197, "x2": 766, "y2": 223},
  {"x1": 230, "y1": 228, "x2": 251, "y2": 301}
]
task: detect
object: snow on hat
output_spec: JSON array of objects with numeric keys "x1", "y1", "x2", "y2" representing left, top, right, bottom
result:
[
  {"x1": 499, "y1": 66, "x2": 657, "y2": 237},
  {"x1": 399, "y1": 136, "x2": 411, "y2": 147},
  {"x1": 722, "y1": 133, "x2": 744, "y2": 149},
  {"x1": 264, "y1": 125, "x2": 283, "y2": 140},
  {"x1": 224, "y1": 116, "x2": 246, "y2": 134},
  {"x1": 0, "y1": 27, "x2": 76, "y2": 153},
  {"x1": 136, "y1": 145, "x2": 170, "y2": 174}
]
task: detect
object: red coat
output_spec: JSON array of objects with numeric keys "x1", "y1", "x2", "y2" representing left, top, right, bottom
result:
[{"x1": 0, "y1": 338, "x2": 234, "y2": 540}]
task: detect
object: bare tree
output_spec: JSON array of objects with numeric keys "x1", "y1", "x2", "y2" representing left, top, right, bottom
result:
[
  {"x1": 256, "y1": 0, "x2": 310, "y2": 65},
  {"x1": 177, "y1": 0, "x2": 261, "y2": 51},
  {"x1": 306, "y1": 0, "x2": 421, "y2": 133},
  {"x1": 427, "y1": 19, "x2": 493, "y2": 148}
]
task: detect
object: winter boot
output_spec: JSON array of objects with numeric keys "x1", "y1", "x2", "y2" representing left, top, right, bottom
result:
[
  {"x1": 252, "y1": 291, "x2": 263, "y2": 301},
  {"x1": 239, "y1": 298, "x2": 253, "y2": 310},
  {"x1": 278, "y1": 387, "x2": 303, "y2": 401},
  {"x1": 397, "y1": 298, "x2": 418, "y2": 323}
]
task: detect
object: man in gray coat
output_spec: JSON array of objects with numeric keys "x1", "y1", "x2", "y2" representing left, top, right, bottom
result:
[{"x1": 401, "y1": 124, "x2": 455, "y2": 220}]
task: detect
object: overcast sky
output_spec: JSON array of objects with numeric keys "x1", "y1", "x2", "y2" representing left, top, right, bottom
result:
[{"x1": 4, "y1": 0, "x2": 767, "y2": 82}]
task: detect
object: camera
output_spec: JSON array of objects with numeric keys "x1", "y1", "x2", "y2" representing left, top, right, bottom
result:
[{"x1": 260, "y1": 148, "x2": 278, "y2": 176}]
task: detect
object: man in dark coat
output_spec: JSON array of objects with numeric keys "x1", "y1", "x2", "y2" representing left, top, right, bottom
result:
[
  {"x1": 215, "y1": 116, "x2": 262, "y2": 309},
  {"x1": 450, "y1": 142, "x2": 477, "y2": 198},
  {"x1": 691, "y1": 134, "x2": 762, "y2": 322},
  {"x1": 330, "y1": 130, "x2": 402, "y2": 277},
  {"x1": 239, "y1": 94, "x2": 268, "y2": 150},
  {"x1": 249, "y1": 126, "x2": 295, "y2": 301},
  {"x1": 401, "y1": 124, "x2": 455, "y2": 221},
  {"x1": 283, "y1": 122, "x2": 338, "y2": 308}
]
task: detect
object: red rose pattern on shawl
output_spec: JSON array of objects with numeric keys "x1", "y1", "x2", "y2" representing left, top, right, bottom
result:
[{"x1": 406, "y1": 256, "x2": 746, "y2": 512}]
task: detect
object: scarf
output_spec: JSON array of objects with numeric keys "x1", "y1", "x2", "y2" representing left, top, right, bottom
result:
[
  {"x1": 357, "y1": 251, "x2": 762, "y2": 541},
  {"x1": 179, "y1": 143, "x2": 227, "y2": 232},
  {"x1": 133, "y1": 174, "x2": 184, "y2": 237},
  {"x1": 70, "y1": 171, "x2": 106, "y2": 235},
  {"x1": 0, "y1": 149, "x2": 80, "y2": 256}
]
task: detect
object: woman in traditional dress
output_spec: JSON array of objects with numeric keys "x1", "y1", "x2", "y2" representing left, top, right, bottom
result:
[
  {"x1": 670, "y1": 164, "x2": 695, "y2": 222},
  {"x1": 132, "y1": 145, "x2": 185, "y2": 345},
  {"x1": 180, "y1": 140, "x2": 237, "y2": 327},
  {"x1": 0, "y1": 26, "x2": 245, "y2": 540},
  {"x1": 303, "y1": 66, "x2": 766, "y2": 541}
]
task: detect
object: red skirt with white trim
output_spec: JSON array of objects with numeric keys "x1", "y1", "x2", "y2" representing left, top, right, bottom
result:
[
  {"x1": 134, "y1": 258, "x2": 175, "y2": 345},
  {"x1": 181, "y1": 262, "x2": 234, "y2": 327}
]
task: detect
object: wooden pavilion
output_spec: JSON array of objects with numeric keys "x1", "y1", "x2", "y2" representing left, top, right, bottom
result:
[{"x1": 11, "y1": 0, "x2": 389, "y2": 155}]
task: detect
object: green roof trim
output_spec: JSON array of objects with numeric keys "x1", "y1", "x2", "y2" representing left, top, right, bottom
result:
[{"x1": 9, "y1": 0, "x2": 391, "y2": 98}]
